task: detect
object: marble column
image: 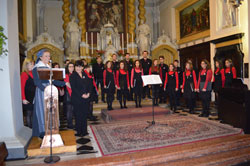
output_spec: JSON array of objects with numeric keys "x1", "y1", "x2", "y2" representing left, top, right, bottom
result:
[
  {"x1": 0, "y1": 0, "x2": 32, "y2": 159},
  {"x1": 62, "y1": 0, "x2": 71, "y2": 40}
]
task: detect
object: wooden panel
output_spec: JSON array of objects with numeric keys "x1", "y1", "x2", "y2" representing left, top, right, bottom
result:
[
  {"x1": 27, "y1": 130, "x2": 76, "y2": 157},
  {"x1": 179, "y1": 42, "x2": 211, "y2": 71}
]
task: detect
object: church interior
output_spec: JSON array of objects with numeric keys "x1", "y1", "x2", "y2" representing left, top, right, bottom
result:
[{"x1": 1, "y1": 0, "x2": 250, "y2": 165}]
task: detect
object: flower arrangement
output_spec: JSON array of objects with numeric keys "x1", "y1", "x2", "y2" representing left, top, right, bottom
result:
[
  {"x1": 0, "y1": 26, "x2": 8, "y2": 56},
  {"x1": 116, "y1": 50, "x2": 124, "y2": 57},
  {"x1": 96, "y1": 50, "x2": 105, "y2": 56}
]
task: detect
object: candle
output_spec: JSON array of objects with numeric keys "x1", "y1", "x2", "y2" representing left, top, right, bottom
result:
[
  {"x1": 86, "y1": 32, "x2": 88, "y2": 54},
  {"x1": 132, "y1": 33, "x2": 134, "y2": 54},
  {"x1": 126, "y1": 33, "x2": 129, "y2": 53},
  {"x1": 122, "y1": 33, "x2": 124, "y2": 54},
  {"x1": 91, "y1": 32, "x2": 94, "y2": 55},
  {"x1": 97, "y1": 33, "x2": 100, "y2": 50}
]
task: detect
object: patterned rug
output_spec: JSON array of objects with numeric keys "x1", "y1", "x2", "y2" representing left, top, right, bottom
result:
[{"x1": 90, "y1": 114, "x2": 243, "y2": 156}]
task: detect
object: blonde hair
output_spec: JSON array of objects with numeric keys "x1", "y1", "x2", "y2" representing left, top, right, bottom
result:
[{"x1": 22, "y1": 59, "x2": 34, "y2": 73}]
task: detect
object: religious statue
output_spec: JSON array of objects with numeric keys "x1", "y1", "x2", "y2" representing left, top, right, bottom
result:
[
  {"x1": 221, "y1": 0, "x2": 237, "y2": 28},
  {"x1": 136, "y1": 20, "x2": 151, "y2": 56},
  {"x1": 65, "y1": 16, "x2": 81, "y2": 60}
]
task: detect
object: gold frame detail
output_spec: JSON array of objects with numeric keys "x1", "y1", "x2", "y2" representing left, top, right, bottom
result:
[
  {"x1": 175, "y1": 0, "x2": 210, "y2": 44},
  {"x1": 26, "y1": 44, "x2": 64, "y2": 67},
  {"x1": 19, "y1": 0, "x2": 27, "y2": 42},
  {"x1": 152, "y1": 45, "x2": 178, "y2": 63}
]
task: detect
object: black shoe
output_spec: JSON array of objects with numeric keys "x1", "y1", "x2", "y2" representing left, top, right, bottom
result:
[
  {"x1": 111, "y1": 107, "x2": 114, "y2": 110},
  {"x1": 124, "y1": 106, "x2": 128, "y2": 109},
  {"x1": 189, "y1": 109, "x2": 195, "y2": 114},
  {"x1": 136, "y1": 105, "x2": 138, "y2": 108},
  {"x1": 75, "y1": 133, "x2": 82, "y2": 137},
  {"x1": 120, "y1": 106, "x2": 124, "y2": 109},
  {"x1": 199, "y1": 113, "x2": 205, "y2": 117},
  {"x1": 139, "y1": 105, "x2": 142, "y2": 108},
  {"x1": 82, "y1": 132, "x2": 89, "y2": 137}
]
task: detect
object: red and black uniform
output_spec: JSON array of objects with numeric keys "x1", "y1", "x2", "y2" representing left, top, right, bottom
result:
[
  {"x1": 198, "y1": 69, "x2": 212, "y2": 117},
  {"x1": 103, "y1": 68, "x2": 116, "y2": 110},
  {"x1": 164, "y1": 71, "x2": 179, "y2": 111},
  {"x1": 21, "y1": 71, "x2": 36, "y2": 128},
  {"x1": 131, "y1": 67, "x2": 144, "y2": 107},
  {"x1": 125, "y1": 59, "x2": 134, "y2": 100},
  {"x1": 159, "y1": 63, "x2": 169, "y2": 103},
  {"x1": 182, "y1": 70, "x2": 197, "y2": 113},
  {"x1": 64, "y1": 72, "x2": 74, "y2": 128},
  {"x1": 140, "y1": 58, "x2": 152, "y2": 98},
  {"x1": 92, "y1": 62, "x2": 105, "y2": 102},
  {"x1": 116, "y1": 69, "x2": 130, "y2": 108},
  {"x1": 175, "y1": 67, "x2": 183, "y2": 106},
  {"x1": 224, "y1": 67, "x2": 236, "y2": 88},
  {"x1": 149, "y1": 66, "x2": 162, "y2": 106},
  {"x1": 84, "y1": 69, "x2": 98, "y2": 120},
  {"x1": 213, "y1": 68, "x2": 225, "y2": 91}
]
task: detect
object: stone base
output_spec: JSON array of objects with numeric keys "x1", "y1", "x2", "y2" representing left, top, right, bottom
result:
[{"x1": 1, "y1": 126, "x2": 32, "y2": 160}]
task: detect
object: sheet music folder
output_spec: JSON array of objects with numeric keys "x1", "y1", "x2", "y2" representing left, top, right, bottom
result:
[
  {"x1": 141, "y1": 75, "x2": 162, "y2": 86},
  {"x1": 37, "y1": 68, "x2": 65, "y2": 80}
]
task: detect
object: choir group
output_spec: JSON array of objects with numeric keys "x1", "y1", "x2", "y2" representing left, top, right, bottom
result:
[{"x1": 20, "y1": 49, "x2": 237, "y2": 137}]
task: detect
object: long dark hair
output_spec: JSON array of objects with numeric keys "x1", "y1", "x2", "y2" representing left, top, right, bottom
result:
[
  {"x1": 65, "y1": 62, "x2": 74, "y2": 74},
  {"x1": 105, "y1": 61, "x2": 113, "y2": 70},
  {"x1": 134, "y1": 60, "x2": 142, "y2": 69},
  {"x1": 119, "y1": 60, "x2": 128, "y2": 72},
  {"x1": 201, "y1": 59, "x2": 211, "y2": 70},
  {"x1": 151, "y1": 59, "x2": 160, "y2": 72},
  {"x1": 185, "y1": 62, "x2": 193, "y2": 72},
  {"x1": 169, "y1": 63, "x2": 175, "y2": 72},
  {"x1": 215, "y1": 59, "x2": 223, "y2": 70},
  {"x1": 225, "y1": 59, "x2": 233, "y2": 68}
]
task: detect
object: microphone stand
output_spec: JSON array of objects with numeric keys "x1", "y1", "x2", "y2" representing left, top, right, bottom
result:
[{"x1": 44, "y1": 60, "x2": 60, "y2": 164}]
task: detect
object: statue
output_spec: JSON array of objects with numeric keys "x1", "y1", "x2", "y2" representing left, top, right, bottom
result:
[
  {"x1": 136, "y1": 20, "x2": 151, "y2": 56},
  {"x1": 65, "y1": 17, "x2": 81, "y2": 60},
  {"x1": 221, "y1": 0, "x2": 237, "y2": 28}
]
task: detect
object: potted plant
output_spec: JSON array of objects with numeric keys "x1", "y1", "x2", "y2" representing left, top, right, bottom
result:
[{"x1": 0, "y1": 26, "x2": 8, "y2": 56}]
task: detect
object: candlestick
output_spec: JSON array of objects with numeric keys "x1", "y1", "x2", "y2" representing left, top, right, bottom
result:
[
  {"x1": 126, "y1": 33, "x2": 129, "y2": 53},
  {"x1": 122, "y1": 33, "x2": 124, "y2": 54},
  {"x1": 86, "y1": 32, "x2": 88, "y2": 54},
  {"x1": 132, "y1": 33, "x2": 134, "y2": 54},
  {"x1": 91, "y1": 32, "x2": 93, "y2": 55}
]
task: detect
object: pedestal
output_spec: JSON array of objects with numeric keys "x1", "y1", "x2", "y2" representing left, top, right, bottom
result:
[{"x1": 0, "y1": 0, "x2": 32, "y2": 159}]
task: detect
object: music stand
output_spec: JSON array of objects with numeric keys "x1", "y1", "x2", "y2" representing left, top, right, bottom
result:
[
  {"x1": 142, "y1": 75, "x2": 167, "y2": 130},
  {"x1": 37, "y1": 67, "x2": 65, "y2": 164}
]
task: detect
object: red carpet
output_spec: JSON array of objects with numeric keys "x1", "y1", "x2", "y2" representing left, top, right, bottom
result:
[
  {"x1": 101, "y1": 106, "x2": 171, "y2": 123},
  {"x1": 91, "y1": 114, "x2": 243, "y2": 156}
]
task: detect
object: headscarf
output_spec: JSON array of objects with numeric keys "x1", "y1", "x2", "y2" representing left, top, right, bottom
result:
[{"x1": 35, "y1": 49, "x2": 46, "y2": 64}]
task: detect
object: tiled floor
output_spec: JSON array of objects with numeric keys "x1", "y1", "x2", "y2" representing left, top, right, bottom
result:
[{"x1": 5, "y1": 98, "x2": 219, "y2": 166}]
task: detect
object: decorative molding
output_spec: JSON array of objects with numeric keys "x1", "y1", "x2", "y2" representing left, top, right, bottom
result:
[
  {"x1": 62, "y1": 0, "x2": 71, "y2": 40},
  {"x1": 77, "y1": 0, "x2": 86, "y2": 42}
]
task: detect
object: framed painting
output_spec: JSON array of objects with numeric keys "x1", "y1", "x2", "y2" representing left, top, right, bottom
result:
[
  {"x1": 18, "y1": 0, "x2": 27, "y2": 42},
  {"x1": 86, "y1": 0, "x2": 128, "y2": 33},
  {"x1": 176, "y1": 0, "x2": 210, "y2": 44}
]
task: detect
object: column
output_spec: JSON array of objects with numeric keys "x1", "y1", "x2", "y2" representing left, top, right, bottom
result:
[
  {"x1": 62, "y1": 0, "x2": 71, "y2": 40},
  {"x1": 0, "y1": 0, "x2": 32, "y2": 159},
  {"x1": 138, "y1": 0, "x2": 146, "y2": 25},
  {"x1": 128, "y1": 0, "x2": 137, "y2": 57},
  {"x1": 78, "y1": 0, "x2": 89, "y2": 59}
]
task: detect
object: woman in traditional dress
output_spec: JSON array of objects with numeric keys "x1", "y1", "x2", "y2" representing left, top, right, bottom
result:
[{"x1": 32, "y1": 49, "x2": 69, "y2": 138}]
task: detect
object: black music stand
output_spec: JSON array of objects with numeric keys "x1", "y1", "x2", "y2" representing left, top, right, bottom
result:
[
  {"x1": 141, "y1": 75, "x2": 167, "y2": 130},
  {"x1": 37, "y1": 66, "x2": 64, "y2": 164}
]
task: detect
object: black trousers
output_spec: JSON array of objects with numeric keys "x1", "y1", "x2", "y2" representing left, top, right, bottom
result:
[
  {"x1": 159, "y1": 85, "x2": 166, "y2": 102},
  {"x1": 22, "y1": 103, "x2": 33, "y2": 128},
  {"x1": 199, "y1": 91, "x2": 211, "y2": 114},
  {"x1": 73, "y1": 101, "x2": 89, "y2": 135},
  {"x1": 143, "y1": 85, "x2": 151, "y2": 98},
  {"x1": 118, "y1": 90, "x2": 128, "y2": 107},
  {"x1": 96, "y1": 79, "x2": 105, "y2": 101},
  {"x1": 152, "y1": 85, "x2": 160, "y2": 105},
  {"x1": 88, "y1": 101, "x2": 94, "y2": 117},
  {"x1": 175, "y1": 89, "x2": 181, "y2": 106},
  {"x1": 106, "y1": 92, "x2": 114, "y2": 109},
  {"x1": 65, "y1": 103, "x2": 74, "y2": 127},
  {"x1": 168, "y1": 90, "x2": 176, "y2": 109}
]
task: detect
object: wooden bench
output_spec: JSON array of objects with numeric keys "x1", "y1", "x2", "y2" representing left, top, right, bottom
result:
[{"x1": 0, "y1": 142, "x2": 8, "y2": 166}]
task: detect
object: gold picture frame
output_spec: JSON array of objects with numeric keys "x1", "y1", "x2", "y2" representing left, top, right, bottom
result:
[
  {"x1": 18, "y1": 0, "x2": 27, "y2": 42},
  {"x1": 175, "y1": 0, "x2": 210, "y2": 44}
]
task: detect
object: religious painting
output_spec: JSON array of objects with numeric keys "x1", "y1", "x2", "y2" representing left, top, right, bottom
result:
[
  {"x1": 18, "y1": 0, "x2": 27, "y2": 42},
  {"x1": 176, "y1": 0, "x2": 210, "y2": 44},
  {"x1": 86, "y1": 0, "x2": 127, "y2": 33}
]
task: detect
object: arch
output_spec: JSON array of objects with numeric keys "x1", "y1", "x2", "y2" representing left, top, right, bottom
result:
[
  {"x1": 26, "y1": 44, "x2": 64, "y2": 67},
  {"x1": 152, "y1": 44, "x2": 178, "y2": 65}
]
